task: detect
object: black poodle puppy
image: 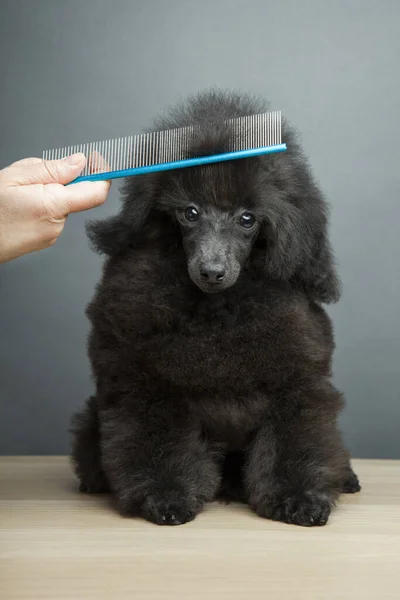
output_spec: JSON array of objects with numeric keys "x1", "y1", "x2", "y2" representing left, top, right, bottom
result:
[{"x1": 71, "y1": 90, "x2": 360, "y2": 527}]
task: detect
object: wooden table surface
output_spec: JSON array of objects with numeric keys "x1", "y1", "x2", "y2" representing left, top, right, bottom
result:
[{"x1": 0, "y1": 457, "x2": 399, "y2": 599}]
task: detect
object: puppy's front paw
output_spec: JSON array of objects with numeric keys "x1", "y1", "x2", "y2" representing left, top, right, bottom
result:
[
  {"x1": 140, "y1": 491, "x2": 201, "y2": 526},
  {"x1": 256, "y1": 491, "x2": 332, "y2": 527}
]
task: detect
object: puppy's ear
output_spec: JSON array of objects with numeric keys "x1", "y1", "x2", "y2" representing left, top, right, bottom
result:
[
  {"x1": 296, "y1": 222, "x2": 342, "y2": 304},
  {"x1": 86, "y1": 175, "x2": 156, "y2": 256},
  {"x1": 262, "y1": 160, "x2": 341, "y2": 304},
  {"x1": 86, "y1": 213, "x2": 134, "y2": 256}
]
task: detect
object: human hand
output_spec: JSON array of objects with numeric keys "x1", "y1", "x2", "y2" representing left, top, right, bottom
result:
[{"x1": 0, "y1": 153, "x2": 110, "y2": 263}]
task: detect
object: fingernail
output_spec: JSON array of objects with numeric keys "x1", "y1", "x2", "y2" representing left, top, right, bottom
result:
[{"x1": 64, "y1": 152, "x2": 85, "y2": 166}]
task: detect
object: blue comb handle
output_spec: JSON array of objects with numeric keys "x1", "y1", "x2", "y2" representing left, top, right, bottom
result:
[{"x1": 67, "y1": 144, "x2": 287, "y2": 185}]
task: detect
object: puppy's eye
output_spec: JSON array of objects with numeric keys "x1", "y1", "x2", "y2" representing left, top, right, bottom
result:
[
  {"x1": 239, "y1": 212, "x2": 256, "y2": 229},
  {"x1": 184, "y1": 206, "x2": 199, "y2": 222}
]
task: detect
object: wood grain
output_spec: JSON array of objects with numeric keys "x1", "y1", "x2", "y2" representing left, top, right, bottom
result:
[{"x1": 1, "y1": 457, "x2": 399, "y2": 599}]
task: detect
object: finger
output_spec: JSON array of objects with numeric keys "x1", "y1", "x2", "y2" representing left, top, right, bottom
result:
[
  {"x1": 8, "y1": 157, "x2": 43, "y2": 167},
  {"x1": 6, "y1": 153, "x2": 87, "y2": 186},
  {"x1": 45, "y1": 180, "x2": 111, "y2": 217},
  {"x1": 88, "y1": 151, "x2": 111, "y2": 175}
]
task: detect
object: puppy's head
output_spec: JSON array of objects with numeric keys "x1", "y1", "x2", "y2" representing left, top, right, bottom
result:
[
  {"x1": 178, "y1": 202, "x2": 257, "y2": 294},
  {"x1": 87, "y1": 90, "x2": 341, "y2": 304},
  {"x1": 160, "y1": 159, "x2": 262, "y2": 294}
]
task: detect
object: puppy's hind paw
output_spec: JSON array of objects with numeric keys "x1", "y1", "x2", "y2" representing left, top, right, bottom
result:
[
  {"x1": 256, "y1": 491, "x2": 332, "y2": 527},
  {"x1": 78, "y1": 475, "x2": 110, "y2": 494},
  {"x1": 342, "y1": 470, "x2": 361, "y2": 494}
]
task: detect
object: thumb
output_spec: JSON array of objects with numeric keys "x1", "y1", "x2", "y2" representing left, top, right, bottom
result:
[{"x1": 7, "y1": 153, "x2": 87, "y2": 186}]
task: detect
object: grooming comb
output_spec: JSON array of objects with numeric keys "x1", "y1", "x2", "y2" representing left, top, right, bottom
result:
[{"x1": 43, "y1": 111, "x2": 286, "y2": 185}]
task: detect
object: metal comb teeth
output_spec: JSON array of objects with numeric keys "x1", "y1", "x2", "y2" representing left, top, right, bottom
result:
[{"x1": 43, "y1": 111, "x2": 283, "y2": 177}]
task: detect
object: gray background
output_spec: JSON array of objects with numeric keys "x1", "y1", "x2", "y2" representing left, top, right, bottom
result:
[{"x1": 1, "y1": 0, "x2": 399, "y2": 457}]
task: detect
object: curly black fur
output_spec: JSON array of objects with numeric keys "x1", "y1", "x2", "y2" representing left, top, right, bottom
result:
[{"x1": 71, "y1": 90, "x2": 360, "y2": 527}]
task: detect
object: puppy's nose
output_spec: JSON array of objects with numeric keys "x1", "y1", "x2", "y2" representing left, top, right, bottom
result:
[{"x1": 200, "y1": 262, "x2": 226, "y2": 284}]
